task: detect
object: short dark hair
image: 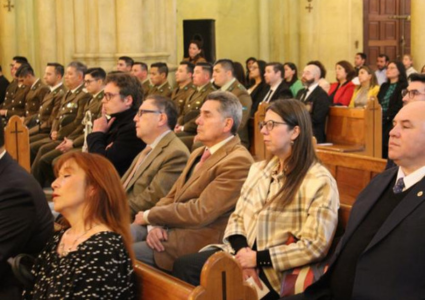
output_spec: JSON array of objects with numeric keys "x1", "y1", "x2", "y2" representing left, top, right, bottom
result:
[
  {"x1": 0, "y1": 118, "x2": 4, "y2": 148},
  {"x1": 378, "y1": 54, "x2": 390, "y2": 62},
  {"x1": 86, "y1": 68, "x2": 106, "y2": 81},
  {"x1": 307, "y1": 60, "x2": 327, "y2": 78},
  {"x1": 205, "y1": 91, "x2": 242, "y2": 135},
  {"x1": 408, "y1": 73, "x2": 425, "y2": 83},
  {"x1": 133, "y1": 62, "x2": 148, "y2": 72},
  {"x1": 105, "y1": 72, "x2": 143, "y2": 109},
  {"x1": 47, "y1": 63, "x2": 65, "y2": 77},
  {"x1": 13, "y1": 56, "x2": 28, "y2": 64},
  {"x1": 151, "y1": 62, "x2": 169, "y2": 77},
  {"x1": 266, "y1": 62, "x2": 285, "y2": 78},
  {"x1": 214, "y1": 59, "x2": 235, "y2": 77},
  {"x1": 67, "y1": 61, "x2": 87, "y2": 77},
  {"x1": 179, "y1": 61, "x2": 195, "y2": 74},
  {"x1": 119, "y1": 56, "x2": 134, "y2": 67},
  {"x1": 16, "y1": 64, "x2": 34, "y2": 77},
  {"x1": 356, "y1": 52, "x2": 367, "y2": 61},
  {"x1": 145, "y1": 95, "x2": 178, "y2": 129},
  {"x1": 196, "y1": 62, "x2": 213, "y2": 78}
]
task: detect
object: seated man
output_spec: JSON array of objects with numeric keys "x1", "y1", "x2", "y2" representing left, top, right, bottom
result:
[
  {"x1": 116, "y1": 56, "x2": 134, "y2": 72},
  {"x1": 122, "y1": 95, "x2": 190, "y2": 218},
  {"x1": 285, "y1": 101, "x2": 425, "y2": 299},
  {"x1": 147, "y1": 62, "x2": 172, "y2": 98},
  {"x1": 130, "y1": 91, "x2": 254, "y2": 271},
  {"x1": 0, "y1": 121, "x2": 53, "y2": 299},
  {"x1": 15, "y1": 64, "x2": 50, "y2": 128},
  {"x1": 87, "y1": 72, "x2": 145, "y2": 176},
  {"x1": 171, "y1": 61, "x2": 196, "y2": 115},
  {"x1": 296, "y1": 64, "x2": 331, "y2": 143},
  {"x1": 131, "y1": 61, "x2": 151, "y2": 98}
]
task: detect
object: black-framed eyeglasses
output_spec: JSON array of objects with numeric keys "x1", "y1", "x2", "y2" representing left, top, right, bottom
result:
[
  {"x1": 103, "y1": 92, "x2": 122, "y2": 101},
  {"x1": 401, "y1": 89, "x2": 425, "y2": 99},
  {"x1": 136, "y1": 109, "x2": 163, "y2": 118},
  {"x1": 258, "y1": 120, "x2": 287, "y2": 131}
]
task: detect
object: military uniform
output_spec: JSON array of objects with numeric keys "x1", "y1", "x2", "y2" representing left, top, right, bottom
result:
[
  {"x1": 3, "y1": 83, "x2": 30, "y2": 118},
  {"x1": 1, "y1": 79, "x2": 18, "y2": 109},
  {"x1": 224, "y1": 80, "x2": 252, "y2": 148},
  {"x1": 147, "y1": 81, "x2": 172, "y2": 98},
  {"x1": 31, "y1": 91, "x2": 104, "y2": 186},
  {"x1": 142, "y1": 79, "x2": 153, "y2": 99},
  {"x1": 171, "y1": 82, "x2": 196, "y2": 115},
  {"x1": 23, "y1": 79, "x2": 50, "y2": 127}
]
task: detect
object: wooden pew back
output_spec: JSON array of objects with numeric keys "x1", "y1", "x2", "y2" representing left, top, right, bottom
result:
[
  {"x1": 317, "y1": 99, "x2": 382, "y2": 158},
  {"x1": 4, "y1": 116, "x2": 30, "y2": 172}
]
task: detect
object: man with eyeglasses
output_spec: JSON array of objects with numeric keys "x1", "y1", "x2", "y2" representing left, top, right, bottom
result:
[
  {"x1": 401, "y1": 73, "x2": 425, "y2": 104},
  {"x1": 122, "y1": 95, "x2": 189, "y2": 218},
  {"x1": 31, "y1": 61, "x2": 91, "y2": 186},
  {"x1": 86, "y1": 72, "x2": 145, "y2": 176},
  {"x1": 31, "y1": 68, "x2": 106, "y2": 186},
  {"x1": 130, "y1": 91, "x2": 253, "y2": 272}
]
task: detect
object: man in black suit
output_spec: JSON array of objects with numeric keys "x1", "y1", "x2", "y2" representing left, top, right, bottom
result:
[
  {"x1": 284, "y1": 101, "x2": 425, "y2": 300},
  {"x1": 261, "y1": 62, "x2": 292, "y2": 103},
  {"x1": 0, "y1": 122, "x2": 53, "y2": 299},
  {"x1": 296, "y1": 64, "x2": 331, "y2": 143}
]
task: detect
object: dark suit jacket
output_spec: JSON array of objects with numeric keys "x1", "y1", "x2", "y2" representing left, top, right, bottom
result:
[
  {"x1": 296, "y1": 86, "x2": 331, "y2": 143},
  {"x1": 0, "y1": 75, "x2": 9, "y2": 105},
  {"x1": 148, "y1": 136, "x2": 254, "y2": 271},
  {"x1": 306, "y1": 167, "x2": 425, "y2": 300},
  {"x1": 87, "y1": 108, "x2": 145, "y2": 176},
  {"x1": 0, "y1": 152, "x2": 53, "y2": 293},
  {"x1": 249, "y1": 81, "x2": 269, "y2": 117},
  {"x1": 264, "y1": 81, "x2": 293, "y2": 102}
]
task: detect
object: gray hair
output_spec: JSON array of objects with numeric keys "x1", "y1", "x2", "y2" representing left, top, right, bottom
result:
[
  {"x1": 205, "y1": 91, "x2": 242, "y2": 135},
  {"x1": 67, "y1": 61, "x2": 87, "y2": 77}
]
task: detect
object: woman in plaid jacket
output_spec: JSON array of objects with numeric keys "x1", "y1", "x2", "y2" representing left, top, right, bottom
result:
[{"x1": 173, "y1": 99, "x2": 339, "y2": 300}]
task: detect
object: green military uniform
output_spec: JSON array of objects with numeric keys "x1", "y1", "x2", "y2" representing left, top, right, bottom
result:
[
  {"x1": 171, "y1": 82, "x2": 196, "y2": 116},
  {"x1": 3, "y1": 83, "x2": 30, "y2": 118},
  {"x1": 23, "y1": 79, "x2": 50, "y2": 127},
  {"x1": 147, "y1": 81, "x2": 172, "y2": 98},
  {"x1": 225, "y1": 80, "x2": 252, "y2": 148}
]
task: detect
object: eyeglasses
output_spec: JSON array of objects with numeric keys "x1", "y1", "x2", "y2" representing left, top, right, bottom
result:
[
  {"x1": 401, "y1": 89, "x2": 425, "y2": 99},
  {"x1": 84, "y1": 79, "x2": 98, "y2": 85},
  {"x1": 103, "y1": 92, "x2": 122, "y2": 101},
  {"x1": 258, "y1": 120, "x2": 287, "y2": 131},
  {"x1": 136, "y1": 109, "x2": 163, "y2": 118}
]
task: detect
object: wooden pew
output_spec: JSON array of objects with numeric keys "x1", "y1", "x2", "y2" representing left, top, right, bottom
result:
[
  {"x1": 134, "y1": 251, "x2": 257, "y2": 300},
  {"x1": 317, "y1": 149, "x2": 386, "y2": 206},
  {"x1": 4, "y1": 115, "x2": 30, "y2": 172},
  {"x1": 316, "y1": 99, "x2": 382, "y2": 158}
]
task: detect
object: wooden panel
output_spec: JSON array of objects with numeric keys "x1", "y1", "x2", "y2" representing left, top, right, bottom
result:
[
  {"x1": 369, "y1": 0, "x2": 379, "y2": 13},
  {"x1": 369, "y1": 22, "x2": 380, "y2": 39},
  {"x1": 383, "y1": 0, "x2": 397, "y2": 14},
  {"x1": 383, "y1": 21, "x2": 397, "y2": 40},
  {"x1": 4, "y1": 116, "x2": 30, "y2": 172}
]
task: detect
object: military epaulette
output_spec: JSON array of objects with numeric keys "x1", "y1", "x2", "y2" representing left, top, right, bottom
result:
[
  {"x1": 96, "y1": 92, "x2": 104, "y2": 100},
  {"x1": 236, "y1": 83, "x2": 247, "y2": 91},
  {"x1": 31, "y1": 82, "x2": 41, "y2": 90}
]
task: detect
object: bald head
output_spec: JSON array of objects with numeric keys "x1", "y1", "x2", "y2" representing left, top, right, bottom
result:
[
  {"x1": 389, "y1": 101, "x2": 425, "y2": 174},
  {"x1": 301, "y1": 64, "x2": 321, "y2": 86}
]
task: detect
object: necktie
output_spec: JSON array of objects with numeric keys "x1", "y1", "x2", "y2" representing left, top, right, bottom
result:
[
  {"x1": 300, "y1": 88, "x2": 309, "y2": 102},
  {"x1": 123, "y1": 146, "x2": 152, "y2": 188},
  {"x1": 393, "y1": 177, "x2": 405, "y2": 194},
  {"x1": 193, "y1": 148, "x2": 211, "y2": 174},
  {"x1": 263, "y1": 89, "x2": 273, "y2": 103}
]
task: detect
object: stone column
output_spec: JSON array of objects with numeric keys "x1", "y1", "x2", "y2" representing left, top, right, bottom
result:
[
  {"x1": 411, "y1": 0, "x2": 425, "y2": 71},
  {"x1": 35, "y1": 0, "x2": 57, "y2": 74},
  {"x1": 0, "y1": 0, "x2": 17, "y2": 80},
  {"x1": 258, "y1": 0, "x2": 270, "y2": 62}
]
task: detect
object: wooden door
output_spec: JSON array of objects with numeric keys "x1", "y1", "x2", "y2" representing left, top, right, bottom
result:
[{"x1": 363, "y1": 0, "x2": 411, "y2": 67}]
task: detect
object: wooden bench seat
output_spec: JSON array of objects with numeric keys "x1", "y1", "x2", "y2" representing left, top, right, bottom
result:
[{"x1": 4, "y1": 115, "x2": 30, "y2": 172}]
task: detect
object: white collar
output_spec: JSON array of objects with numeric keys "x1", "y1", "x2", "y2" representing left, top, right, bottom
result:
[{"x1": 396, "y1": 166, "x2": 425, "y2": 191}]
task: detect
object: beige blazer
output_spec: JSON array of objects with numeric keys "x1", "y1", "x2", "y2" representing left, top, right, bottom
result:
[
  {"x1": 122, "y1": 131, "x2": 190, "y2": 218},
  {"x1": 148, "y1": 135, "x2": 254, "y2": 271}
]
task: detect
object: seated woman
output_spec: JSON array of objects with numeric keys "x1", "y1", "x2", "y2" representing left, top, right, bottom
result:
[
  {"x1": 328, "y1": 60, "x2": 356, "y2": 106},
  {"x1": 173, "y1": 99, "x2": 339, "y2": 300},
  {"x1": 183, "y1": 40, "x2": 207, "y2": 64},
  {"x1": 349, "y1": 66, "x2": 380, "y2": 108},
  {"x1": 248, "y1": 59, "x2": 268, "y2": 116},
  {"x1": 284, "y1": 62, "x2": 304, "y2": 97},
  {"x1": 377, "y1": 61, "x2": 407, "y2": 159},
  {"x1": 24, "y1": 152, "x2": 135, "y2": 299},
  {"x1": 245, "y1": 57, "x2": 257, "y2": 87}
]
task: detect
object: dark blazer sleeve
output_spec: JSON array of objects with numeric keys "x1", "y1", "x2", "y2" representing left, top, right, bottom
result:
[{"x1": 310, "y1": 89, "x2": 331, "y2": 126}]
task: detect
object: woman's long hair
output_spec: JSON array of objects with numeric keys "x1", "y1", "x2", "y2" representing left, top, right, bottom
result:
[
  {"x1": 355, "y1": 65, "x2": 378, "y2": 91},
  {"x1": 54, "y1": 152, "x2": 135, "y2": 263},
  {"x1": 336, "y1": 60, "x2": 356, "y2": 83},
  {"x1": 266, "y1": 99, "x2": 318, "y2": 207},
  {"x1": 283, "y1": 62, "x2": 299, "y2": 86}
]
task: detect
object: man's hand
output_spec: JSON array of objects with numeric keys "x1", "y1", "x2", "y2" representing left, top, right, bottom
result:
[
  {"x1": 55, "y1": 137, "x2": 74, "y2": 153},
  {"x1": 133, "y1": 211, "x2": 147, "y2": 225},
  {"x1": 242, "y1": 268, "x2": 263, "y2": 290},
  {"x1": 146, "y1": 227, "x2": 168, "y2": 252},
  {"x1": 0, "y1": 109, "x2": 7, "y2": 116},
  {"x1": 92, "y1": 115, "x2": 115, "y2": 133},
  {"x1": 235, "y1": 247, "x2": 257, "y2": 268}
]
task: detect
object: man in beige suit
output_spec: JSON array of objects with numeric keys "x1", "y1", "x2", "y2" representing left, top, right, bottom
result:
[
  {"x1": 131, "y1": 91, "x2": 254, "y2": 272},
  {"x1": 122, "y1": 95, "x2": 190, "y2": 218}
]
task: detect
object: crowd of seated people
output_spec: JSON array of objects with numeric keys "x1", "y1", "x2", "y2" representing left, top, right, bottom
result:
[{"x1": 2, "y1": 50, "x2": 425, "y2": 300}]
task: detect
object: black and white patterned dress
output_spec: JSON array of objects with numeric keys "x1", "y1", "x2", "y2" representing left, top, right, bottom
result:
[{"x1": 24, "y1": 230, "x2": 135, "y2": 299}]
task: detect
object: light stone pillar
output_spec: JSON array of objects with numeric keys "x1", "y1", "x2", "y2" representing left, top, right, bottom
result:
[
  {"x1": 0, "y1": 0, "x2": 17, "y2": 80},
  {"x1": 258, "y1": 0, "x2": 270, "y2": 62},
  {"x1": 411, "y1": 0, "x2": 425, "y2": 71},
  {"x1": 35, "y1": 0, "x2": 57, "y2": 75},
  {"x1": 115, "y1": 0, "x2": 144, "y2": 54}
]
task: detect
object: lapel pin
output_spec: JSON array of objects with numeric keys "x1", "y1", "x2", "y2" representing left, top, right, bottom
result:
[{"x1": 417, "y1": 191, "x2": 423, "y2": 197}]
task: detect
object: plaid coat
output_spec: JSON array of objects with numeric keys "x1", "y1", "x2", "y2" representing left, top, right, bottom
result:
[{"x1": 223, "y1": 157, "x2": 339, "y2": 293}]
